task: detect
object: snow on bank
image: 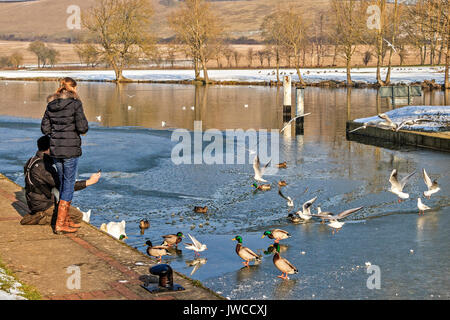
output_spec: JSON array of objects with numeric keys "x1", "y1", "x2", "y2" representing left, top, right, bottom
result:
[
  {"x1": 0, "y1": 66, "x2": 445, "y2": 84},
  {"x1": 0, "y1": 267, "x2": 27, "y2": 300},
  {"x1": 354, "y1": 105, "x2": 450, "y2": 132}
]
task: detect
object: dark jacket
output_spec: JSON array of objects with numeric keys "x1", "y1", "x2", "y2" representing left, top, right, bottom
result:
[
  {"x1": 41, "y1": 91, "x2": 89, "y2": 159},
  {"x1": 24, "y1": 151, "x2": 87, "y2": 213}
]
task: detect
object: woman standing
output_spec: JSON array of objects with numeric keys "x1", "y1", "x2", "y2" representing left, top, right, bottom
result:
[{"x1": 41, "y1": 77, "x2": 89, "y2": 234}]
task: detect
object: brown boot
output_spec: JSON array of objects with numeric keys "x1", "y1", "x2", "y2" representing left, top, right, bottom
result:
[
  {"x1": 65, "y1": 207, "x2": 81, "y2": 228},
  {"x1": 54, "y1": 200, "x2": 77, "y2": 234}
]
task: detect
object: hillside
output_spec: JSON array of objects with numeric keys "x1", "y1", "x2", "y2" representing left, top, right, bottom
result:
[{"x1": 0, "y1": 0, "x2": 332, "y2": 42}]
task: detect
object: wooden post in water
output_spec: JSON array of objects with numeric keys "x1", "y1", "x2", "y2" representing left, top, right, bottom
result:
[
  {"x1": 295, "y1": 88, "x2": 305, "y2": 134},
  {"x1": 282, "y1": 76, "x2": 292, "y2": 134}
]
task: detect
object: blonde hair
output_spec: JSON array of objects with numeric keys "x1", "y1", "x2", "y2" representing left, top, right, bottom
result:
[{"x1": 55, "y1": 77, "x2": 77, "y2": 95}]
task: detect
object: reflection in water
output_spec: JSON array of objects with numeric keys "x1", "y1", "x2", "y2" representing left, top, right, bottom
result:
[
  {"x1": 273, "y1": 277, "x2": 299, "y2": 299},
  {"x1": 236, "y1": 264, "x2": 260, "y2": 283},
  {"x1": 0, "y1": 81, "x2": 447, "y2": 137},
  {"x1": 185, "y1": 257, "x2": 208, "y2": 276}
]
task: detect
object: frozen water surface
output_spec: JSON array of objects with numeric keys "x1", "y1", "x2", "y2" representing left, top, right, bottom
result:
[{"x1": 0, "y1": 81, "x2": 449, "y2": 299}]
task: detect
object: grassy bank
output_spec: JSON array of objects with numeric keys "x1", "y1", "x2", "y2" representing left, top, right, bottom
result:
[{"x1": 0, "y1": 257, "x2": 41, "y2": 300}]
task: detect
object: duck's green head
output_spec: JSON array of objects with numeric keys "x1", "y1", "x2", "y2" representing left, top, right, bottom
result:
[
  {"x1": 177, "y1": 232, "x2": 184, "y2": 238},
  {"x1": 261, "y1": 230, "x2": 272, "y2": 239},
  {"x1": 232, "y1": 236, "x2": 243, "y2": 243},
  {"x1": 145, "y1": 240, "x2": 153, "y2": 247},
  {"x1": 119, "y1": 234, "x2": 128, "y2": 241},
  {"x1": 252, "y1": 183, "x2": 258, "y2": 188}
]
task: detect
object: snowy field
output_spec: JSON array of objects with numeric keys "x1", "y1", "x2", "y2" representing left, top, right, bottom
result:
[{"x1": 0, "y1": 66, "x2": 446, "y2": 84}]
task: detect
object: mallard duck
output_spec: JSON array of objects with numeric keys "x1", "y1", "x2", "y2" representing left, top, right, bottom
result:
[
  {"x1": 277, "y1": 161, "x2": 287, "y2": 168},
  {"x1": 139, "y1": 219, "x2": 150, "y2": 229},
  {"x1": 252, "y1": 183, "x2": 271, "y2": 191},
  {"x1": 278, "y1": 180, "x2": 287, "y2": 187},
  {"x1": 272, "y1": 243, "x2": 298, "y2": 280},
  {"x1": 262, "y1": 229, "x2": 291, "y2": 243},
  {"x1": 287, "y1": 213, "x2": 302, "y2": 223},
  {"x1": 184, "y1": 234, "x2": 207, "y2": 256},
  {"x1": 232, "y1": 236, "x2": 261, "y2": 267},
  {"x1": 162, "y1": 231, "x2": 184, "y2": 247},
  {"x1": 194, "y1": 206, "x2": 208, "y2": 213},
  {"x1": 422, "y1": 168, "x2": 440, "y2": 199},
  {"x1": 145, "y1": 240, "x2": 171, "y2": 263},
  {"x1": 100, "y1": 220, "x2": 128, "y2": 240}
]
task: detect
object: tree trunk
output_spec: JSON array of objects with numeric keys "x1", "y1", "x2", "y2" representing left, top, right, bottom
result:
[
  {"x1": 201, "y1": 59, "x2": 209, "y2": 84},
  {"x1": 445, "y1": 45, "x2": 449, "y2": 89},
  {"x1": 346, "y1": 57, "x2": 352, "y2": 86},
  {"x1": 194, "y1": 58, "x2": 200, "y2": 80}
]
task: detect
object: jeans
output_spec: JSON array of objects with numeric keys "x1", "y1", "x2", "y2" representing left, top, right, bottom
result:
[{"x1": 53, "y1": 157, "x2": 79, "y2": 202}]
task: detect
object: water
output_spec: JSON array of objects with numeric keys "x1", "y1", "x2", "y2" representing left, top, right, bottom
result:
[{"x1": 0, "y1": 80, "x2": 449, "y2": 300}]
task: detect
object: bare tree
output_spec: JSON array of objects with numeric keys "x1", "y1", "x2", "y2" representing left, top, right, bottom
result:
[
  {"x1": 10, "y1": 52, "x2": 23, "y2": 68},
  {"x1": 275, "y1": 8, "x2": 309, "y2": 85},
  {"x1": 233, "y1": 50, "x2": 241, "y2": 68},
  {"x1": 28, "y1": 41, "x2": 47, "y2": 68},
  {"x1": 257, "y1": 50, "x2": 265, "y2": 67},
  {"x1": 82, "y1": 0, "x2": 155, "y2": 82},
  {"x1": 247, "y1": 48, "x2": 254, "y2": 68},
  {"x1": 75, "y1": 43, "x2": 102, "y2": 67},
  {"x1": 331, "y1": 0, "x2": 366, "y2": 86},
  {"x1": 169, "y1": 0, "x2": 224, "y2": 84}
]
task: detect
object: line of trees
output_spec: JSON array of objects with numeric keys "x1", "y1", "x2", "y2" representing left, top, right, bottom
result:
[{"x1": 67, "y1": 0, "x2": 449, "y2": 88}]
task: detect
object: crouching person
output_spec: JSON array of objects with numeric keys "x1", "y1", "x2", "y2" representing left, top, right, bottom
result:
[{"x1": 20, "y1": 136, "x2": 100, "y2": 227}]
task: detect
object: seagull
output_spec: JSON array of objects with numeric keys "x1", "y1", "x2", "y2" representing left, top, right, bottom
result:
[
  {"x1": 417, "y1": 198, "x2": 431, "y2": 215},
  {"x1": 96, "y1": 115, "x2": 102, "y2": 122},
  {"x1": 422, "y1": 168, "x2": 440, "y2": 198},
  {"x1": 191, "y1": 106, "x2": 195, "y2": 110},
  {"x1": 280, "y1": 113, "x2": 311, "y2": 133},
  {"x1": 311, "y1": 207, "x2": 364, "y2": 231},
  {"x1": 127, "y1": 105, "x2": 133, "y2": 110},
  {"x1": 76, "y1": 207, "x2": 91, "y2": 223},
  {"x1": 100, "y1": 220, "x2": 127, "y2": 240},
  {"x1": 161, "y1": 121, "x2": 166, "y2": 127},
  {"x1": 244, "y1": 104, "x2": 249, "y2": 108},
  {"x1": 182, "y1": 106, "x2": 186, "y2": 110},
  {"x1": 296, "y1": 196, "x2": 318, "y2": 221},
  {"x1": 348, "y1": 120, "x2": 379, "y2": 133},
  {"x1": 314, "y1": 207, "x2": 332, "y2": 224},
  {"x1": 388, "y1": 169, "x2": 415, "y2": 202},
  {"x1": 395, "y1": 118, "x2": 433, "y2": 132},
  {"x1": 253, "y1": 155, "x2": 271, "y2": 182},
  {"x1": 127, "y1": 94, "x2": 135, "y2": 98},
  {"x1": 278, "y1": 187, "x2": 294, "y2": 207},
  {"x1": 383, "y1": 38, "x2": 397, "y2": 53},
  {"x1": 377, "y1": 113, "x2": 398, "y2": 130},
  {"x1": 184, "y1": 234, "x2": 207, "y2": 257}
]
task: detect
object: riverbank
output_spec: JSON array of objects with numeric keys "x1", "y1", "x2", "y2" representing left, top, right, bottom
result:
[
  {"x1": 0, "y1": 173, "x2": 222, "y2": 300},
  {"x1": 0, "y1": 66, "x2": 447, "y2": 89}
]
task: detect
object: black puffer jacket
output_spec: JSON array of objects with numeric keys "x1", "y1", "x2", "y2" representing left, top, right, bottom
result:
[
  {"x1": 41, "y1": 91, "x2": 89, "y2": 158},
  {"x1": 24, "y1": 151, "x2": 87, "y2": 213}
]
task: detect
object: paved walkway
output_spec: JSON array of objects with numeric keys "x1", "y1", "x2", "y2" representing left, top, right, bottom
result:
[{"x1": 0, "y1": 174, "x2": 222, "y2": 300}]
